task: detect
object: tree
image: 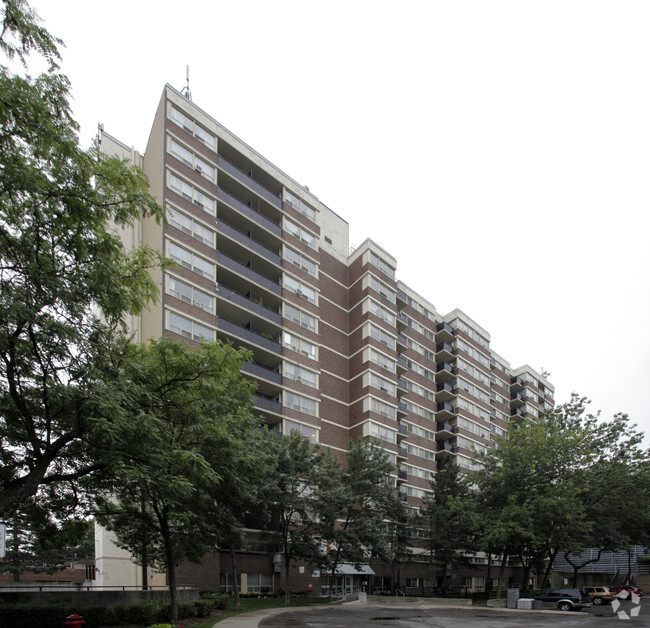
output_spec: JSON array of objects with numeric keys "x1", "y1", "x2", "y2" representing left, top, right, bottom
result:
[
  {"x1": 315, "y1": 439, "x2": 402, "y2": 598},
  {"x1": 474, "y1": 395, "x2": 649, "y2": 594},
  {"x1": 0, "y1": 503, "x2": 92, "y2": 580},
  {"x1": 263, "y1": 431, "x2": 327, "y2": 605},
  {"x1": 0, "y1": 0, "x2": 165, "y2": 518},
  {"x1": 94, "y1": 337, "x2": 256, "y2": 624},
  {"x1": 420, "y1": 460, "x2": 476, "y2": 590}
]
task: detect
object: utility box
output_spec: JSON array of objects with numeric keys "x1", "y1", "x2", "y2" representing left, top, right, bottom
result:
[
  {"x1": 507, "y1": 588, "x2": 520, "y2": 609},
  {"x1": 517, "y1": 598, "x2": 533, "y2": 610}
]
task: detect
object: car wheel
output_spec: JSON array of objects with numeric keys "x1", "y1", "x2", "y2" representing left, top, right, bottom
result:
[
  {"x1": 593, "y1": 597, "x2": 603, "y2": 605},
  {"x1": 558, "y1": 602, "x2": 573, "y2": 612}
]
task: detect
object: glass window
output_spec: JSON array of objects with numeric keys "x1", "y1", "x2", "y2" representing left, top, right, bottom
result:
[
  {"x1": 283, "y1": 189, "x2": 317, "y2": 221},
  {"x1": 284, "y1": 275, "x2": 316, "y2": 304},
  {"x1": 284, "y1": 217, "x2": 317, "y2": 249},
  {"x1": 167, "y1": 172, "x2": 215, "y2": 215},
  {"x1": 167, "y1": 207, "x2": 215, "y2": 246},
  {"x1": 170, "y1": 107, "x2": 216, "y2": 150},
  {"x1": 167, "y1": 311, "x2": 214, "y2": 341},
  {"x1": 284, "y1": 303, "x2": 316, "y2": 332},
  {"x1": 167, "y1": 241, "x2": 215, "y2": 279},
  {"x1": 284, "y1": 247, "x2": 317, "y2": 276},
  {"x1": 284, "y1": 362, "x2": 317, "y2": 387},
  {"x1": 283, "y1": 332, "x2": 317, "y2": 360},
  {"x1": 284, "y1": 391, "x2": 317, "y2": 416}
]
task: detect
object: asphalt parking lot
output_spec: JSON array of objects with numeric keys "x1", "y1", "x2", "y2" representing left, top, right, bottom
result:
[{"x1": 258, "y1": 598, "x2": 650, "y2": 627}]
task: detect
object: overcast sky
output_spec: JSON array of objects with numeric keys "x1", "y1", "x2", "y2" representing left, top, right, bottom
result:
[{"x1": 28, "y1": 1, "x2": 650, "y2": 438}]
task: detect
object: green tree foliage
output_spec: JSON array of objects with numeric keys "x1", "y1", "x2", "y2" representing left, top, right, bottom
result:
[
  {"x1": 0, "y1": 506, "x2": 92, "y2": 579},
  {"x1": 421, "y1": 460, "x2": 476, "y2": 588},
  {"x1": 314, "y1": 440, "x2": 403, "y2": 598},
  {"x1": 0, "y1": 0, "x2": 165, "y2": 518},
  {"x1": 474, "y1": 395, "x2": 649, "y2": 594},
  {"x1": 262, "y1": 431, "x2": 328, "y2": 604},
  {"x1": 94, "y1": 337, "x2": 256, "y2": 623}
]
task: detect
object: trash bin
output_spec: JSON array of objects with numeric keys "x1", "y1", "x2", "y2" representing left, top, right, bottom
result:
[{"x1": 533, "y1": 599, "x2": 543, "y2": 610}]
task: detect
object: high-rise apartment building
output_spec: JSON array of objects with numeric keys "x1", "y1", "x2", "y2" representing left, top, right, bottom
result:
[{"x1": 96, "y1": 84, "x2": 554, "y2": 594}]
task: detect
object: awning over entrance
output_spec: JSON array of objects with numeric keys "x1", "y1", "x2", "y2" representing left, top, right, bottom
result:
[{"x1": 323, "y1": 564, "x2": 375, "y2": 575}]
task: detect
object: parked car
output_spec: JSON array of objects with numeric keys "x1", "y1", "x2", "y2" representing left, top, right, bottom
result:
[
  {"x1": 582, "y1": 586, "x2": 615, "y2": 605},
  {"x1": 611, "y1": 585, "x2": 645, "y2": 598},
  {"x1": 532, "y1": 588, "x2": 592, "y2": 611}
]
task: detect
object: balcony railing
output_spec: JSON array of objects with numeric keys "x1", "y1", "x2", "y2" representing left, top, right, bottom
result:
[
  {"x1": 217, "y1": 252, "x2": 282, "y2": 295},
  {"x1": 217, "y1": 318, "x2": 281, "y2": 353},
  {"x1": 438, "y1": 421, "x2": 456, "y2": 434},
  {"x1": 219, "y1": 220, "x2": 282, "y2": 266},
  {"x1": 217, "y1": 188, "x2": 281, "y2": 235},
  {"x1": 397, "y1": 446, "x2": 408, "y2": 458},
  {"x1": 218, "y1": 155, "x2": 282, "y2": 209},
  {"x1": 242, "y1": 362, "x2": 282, "y2": 385},
  {"x1": 437, "y1": 322, "x2": 454, "y2": 335},
  {"x1": 255, "y1": 395, "x2": 282, "y2": 414},
  {"x1": 218, "y1": 285, "x2": 281, "y2": 325}
]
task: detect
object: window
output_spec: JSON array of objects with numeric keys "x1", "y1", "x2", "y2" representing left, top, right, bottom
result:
[
  {"x1": 169, "y1": 138, "x2": 215, "y2": 181},
  {"x1": 166, "y1": 276, "x2": 214, "y2": 314},
  {"x1": 167, "y1": 207, "x2": 215, "y2": 246},
  {"x1": 284, "y1": 362, "x2": 317, "y2": 387},
  {"x1": 369, "y1": 275, "x2": 396, "y2": 303},
  {"x1": 405, "y1": 400, "x2": 435, "y2": 421},
  {"x1": 370, "y1": 373, "x2": 396, "y2": 396},
  {"x1": 284, "y1": 419, "x2": 317, "y2": 441},
  {"x1": 369, "y1": 324, "x2": 396, "y2": 350},
  {"x1": 167, "y1": 172, "x2": 215, "y2": 215},
  {"x1": 284, "y1": 217, "x2": 316, "y2": 249},
  {"x1": 456, "y1": 358, "x2": 490, "y2": 387},
  {"x1": 407, "y1": 444, "x2": 435, "y2": 461},
  {"x1": 369, "y1": 422, "x2": 396, "y2": 444},
  {"x1": 283, "y1": 332, "x2": 317, "y2": 360},
  {"x1": 405, "y1": 380, "x2": 435, "y2": 402},
  {"x1": 284, "y1": 246, "x2": 317, "y2": 276},
  {"x1": 284, "y1": 391, "x2": 317, "y2": 416},
  {"x1": 406, "y1": 296, "x2": 435, "y2": 321},
  {"x1": 457, "y1": 416, "x2": 490, "y2": 440},
  {"x1": 170, "y1": 107, "x2": 216, "y2": 150},
  {"x1": 283, "y1": 189, "x2": 316, "y2": 221},
  {"x1": 368, "y1": 300, "x2": 396, "y2": 325},
  {"x1": 284, "y1": 303, "x2": 316, "y2": 332},
  {"x1": 369, "y1": 397, "x2": 396, "y2": 420},
  {"x1": 244, "y1": 573, "x2": 274, "y2": 593},
  {"x1": 284, "y1": 275, "x2": 316, "y2": 304},
  {"x1": 167, "y1": 241, "x2": 215, "y2": 279},
  {"x1": 406, "y1": 422, "x2": 435, "y2": 441},
  {"x1": 369, "y1": 251, "x2": 395, "y2": 279},
  {"x1": 166, "y1": 311, "x2": 214, "y2": 341},
  {"x1": 369, "y1": 348, "x2": 396, "y2": 373}
]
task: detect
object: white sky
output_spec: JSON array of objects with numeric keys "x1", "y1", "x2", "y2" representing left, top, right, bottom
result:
[{"x1": 28, "y1": 1, "x2": 650, "y2": 437}]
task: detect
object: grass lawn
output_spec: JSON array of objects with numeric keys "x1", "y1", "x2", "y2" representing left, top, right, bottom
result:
[{"x1": 185, "y1": 595, "x2": 342, "y2": 627}]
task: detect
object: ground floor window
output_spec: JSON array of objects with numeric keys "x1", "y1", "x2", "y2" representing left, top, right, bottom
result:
[
  {"x1": 219, "y1": 573, "x2": 241, "y2": 592},
  {"x1": 246, "y1": 573, "x2": 273, "y2": 593},
  {"x1": 372, "y1": 576, "x2": 391, "y2": 593}
]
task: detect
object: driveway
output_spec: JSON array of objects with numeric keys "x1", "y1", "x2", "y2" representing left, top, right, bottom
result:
[{"x1": 258, "y1": 598, "x2": 650, "y2": 627}]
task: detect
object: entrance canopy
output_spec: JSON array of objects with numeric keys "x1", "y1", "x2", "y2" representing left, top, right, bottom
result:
[{"x1": 323, "y1": 564, "x2": 375, "y2": 575}]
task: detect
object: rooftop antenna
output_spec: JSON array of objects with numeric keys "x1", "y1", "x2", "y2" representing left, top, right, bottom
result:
[
  {"x1": 181, "y1": 65, "x2": 192, "y2": 101},
  {"x1": 541, "y1": 367, "x2": 551, "y2": 379}
]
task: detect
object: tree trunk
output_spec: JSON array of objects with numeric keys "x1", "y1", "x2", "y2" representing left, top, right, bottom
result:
[
  {"x1": 230, "y1": 547, "x2": 241, "y2": 610},
  {"x1": 495, "y1": 548, "x2": 508, "y2": 599},
  {"x1": 284, "y1": 551, "x2": 291, "y2": 605},
  {"x1": 160, "y1": 518, "x2": 178, "y2": 623},
  {"x1": 141, "y1": 492, "x2": 148, "y2": 590},
  {"x1": 484, "y1": 552, "x2": 492, "y2": 596},
  {"x1": 542, "y1": 548, "x2": 558, "y2": 589}
]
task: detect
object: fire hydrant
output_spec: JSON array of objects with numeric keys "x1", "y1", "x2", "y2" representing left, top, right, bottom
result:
[{"x1": 63, "y1": 613, "x2": 87, "y2": 627}]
